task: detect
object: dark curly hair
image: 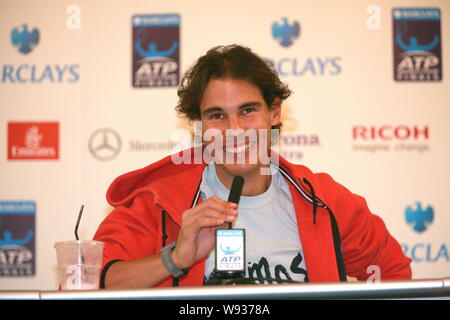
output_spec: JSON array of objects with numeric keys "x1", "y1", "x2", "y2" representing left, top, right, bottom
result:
[{"x1": 175, "y1": 44, "x2": 291, "y2": 129}]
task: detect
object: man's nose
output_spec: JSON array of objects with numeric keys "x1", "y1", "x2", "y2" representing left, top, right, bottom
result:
[{"x1": 227, "y1": 115, "x2": 243, "y2": 130}]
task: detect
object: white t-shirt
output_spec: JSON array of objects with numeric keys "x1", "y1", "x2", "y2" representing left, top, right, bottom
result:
[{"x1": 200, "y1": 162, "x2": 308, "y2": 284}]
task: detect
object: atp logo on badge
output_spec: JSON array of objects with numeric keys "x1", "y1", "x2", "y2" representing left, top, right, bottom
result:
[
  {"x1": 132, "y1": 14, "x2": 180, "y2": 88},
  {"x1": 393, "y1": 8, "x2": 442, "y2": 81}
]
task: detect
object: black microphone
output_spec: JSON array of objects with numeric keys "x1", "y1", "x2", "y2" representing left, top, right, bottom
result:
[
  {"x1": 227, "y1": 175, "x2": 244, "y2": 229},
  {"x1": 207, "y1": 176, "x2": 246, "y2": 285}
]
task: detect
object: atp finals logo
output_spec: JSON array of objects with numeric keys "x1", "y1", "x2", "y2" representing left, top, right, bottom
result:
[
  {"x1": 393, "y1": 8, "x2": 442, "y2": 81},
  {"x1": 132, "y1": 14, "x2": 180, "y2": 88},
  {"x1": 0, "y1": 201, "x2": 36, "y2": 277}
]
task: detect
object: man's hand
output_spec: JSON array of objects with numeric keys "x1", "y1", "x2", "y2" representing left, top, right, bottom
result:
[{"x1": 172, "y1": 196, "x2": 238, "y2": 269}]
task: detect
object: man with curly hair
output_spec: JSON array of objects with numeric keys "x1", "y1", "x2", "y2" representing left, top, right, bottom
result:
[{"x1": 94, "y1": 45, "x2": 411, "y2": 288}]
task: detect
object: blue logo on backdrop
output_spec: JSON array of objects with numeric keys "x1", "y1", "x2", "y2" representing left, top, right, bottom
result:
[
  {"x1": 393, "y1": 8, "x2": 442, "y2": 81},
  {"x1": 11, "y1": 24, "x2": 40, "y2": 54},
  {"x1": 0, "y1": 201, "x2": 36, "y2": 276},
  {"x1": 132, "y1": 14, "x2": 180, "y2": 88},
  {"x1": 405, "y1": 202, "x2": 434, "y2": 233},
  {"x1": 401, "y1": 201, "x2": 449, "y2": 264},
  {"x1": 1, "y1": 24, "x2": 80, "y2": 84},
  {"x1": 269, "y1": 17, "x2": 342, "y2": 77},
  {"x1": 272, "y1": 18, "x2": 300, "y2": 47},
  {"x1": 396, "y1": 33, "x2": 439, "y2": 52}
]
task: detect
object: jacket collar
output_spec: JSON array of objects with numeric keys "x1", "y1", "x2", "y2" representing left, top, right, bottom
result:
[{"x1": 106, "y1": 147, "x2": 327, "y2": 224}]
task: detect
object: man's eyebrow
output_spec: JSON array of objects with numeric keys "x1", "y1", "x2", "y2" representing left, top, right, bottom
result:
[
  {"x1": 202, "y1": 106, "x2": 223, "y2": 117},
  {"x1": 201, "y1": 102, "x2": 262, "y2": 117},
  {"x1": 238, "y1": 101, "x2": 261, "y2": 109}
]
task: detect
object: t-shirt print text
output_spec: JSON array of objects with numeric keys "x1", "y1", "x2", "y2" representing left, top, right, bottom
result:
[{"x1": 248, "y1": 251, "x2": 308, "y2": 284}]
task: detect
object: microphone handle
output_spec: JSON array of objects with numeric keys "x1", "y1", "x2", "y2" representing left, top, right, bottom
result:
[{"x1": 227, "y1": 176, "x2": 244, "y2": 229}]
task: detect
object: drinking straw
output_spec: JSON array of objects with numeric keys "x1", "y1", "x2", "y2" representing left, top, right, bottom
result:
[
  {"x1": 75, "y1": 204, "x2": 84, "y2": 241},
  {"x1": 74, "y1": 204, "x2": 86, "y2": 265}
]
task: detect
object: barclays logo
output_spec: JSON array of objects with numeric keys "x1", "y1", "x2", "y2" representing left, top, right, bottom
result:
[
  {"x1": 401, "y1": 242, "x2": 449, "y2": 263},
  {"x1": 272, "y1": 18, "x2": 300, "y2": 48},
  {"x1": 401, "y1": 201, "x2": 449, "y2": 264},
  {"x1": 1, "y1": 64, "x2": 80, "y2": 84},
  {"x1": 2, "y1": 24, "x2": 80, "y2": 84},
  {"x1": 11, "y1": 24, "x2": 39, "y2": 54},
  {"x1": 269, "y1": 17, "x2": 342, "y2": 77},
  {"x1": 405, "y1": 202, "x2": 434, "y2": 233}
]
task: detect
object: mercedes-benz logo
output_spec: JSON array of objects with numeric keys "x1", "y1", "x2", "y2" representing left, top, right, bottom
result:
[{"x1": 88, "y1": 128, "x2": 122, "y2": 161}]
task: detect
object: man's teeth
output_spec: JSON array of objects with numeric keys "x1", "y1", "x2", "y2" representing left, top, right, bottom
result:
[{"x1": 224, "y1": 142, "x2": 254, "y2": 154}]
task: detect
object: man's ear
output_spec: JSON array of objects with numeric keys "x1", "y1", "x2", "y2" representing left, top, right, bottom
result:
[{"x1": 271, "y1": 97, "x2": 282, "y2": 127}]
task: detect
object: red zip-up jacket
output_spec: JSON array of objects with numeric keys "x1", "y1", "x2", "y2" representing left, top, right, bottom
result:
[{"x1": 93, "y1": 150, "x2": 412, "y2": 287}]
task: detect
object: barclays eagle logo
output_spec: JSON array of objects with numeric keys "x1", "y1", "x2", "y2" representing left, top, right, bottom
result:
[
  {"x1": 272, "y1": 17, "x2": 300, "y2": 47},
  {"x1": 11, "y1": 24, "x2": 40, "y2": 54},
  {"x1": 405, "y1": 202, "x2": 434, "y2": 233}
]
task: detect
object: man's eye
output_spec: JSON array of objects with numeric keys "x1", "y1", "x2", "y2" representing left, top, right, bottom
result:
[
  {"x1": 209, "y1": 113, "x2": 225, "y2": 120},
  {"x1": 242, "y1": 107, "x2": 256, "y2": 115}
]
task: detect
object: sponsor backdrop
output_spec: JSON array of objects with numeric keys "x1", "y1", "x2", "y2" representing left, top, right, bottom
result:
[{"x1": 0, "y1": 0, "x2": 448, "y2": 290}]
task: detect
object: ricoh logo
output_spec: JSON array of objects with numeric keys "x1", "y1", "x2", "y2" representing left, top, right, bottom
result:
[
  {"x1": 352, "y1": 124, "x2": 430, "y2": 153},
  {"x1": 353, "y1": 125, "x2": 429, "y2": 141}
]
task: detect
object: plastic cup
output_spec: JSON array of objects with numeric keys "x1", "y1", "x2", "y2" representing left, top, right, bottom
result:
[{"x1": 54, "y1": 240, "x2": 104, "y2": 290}]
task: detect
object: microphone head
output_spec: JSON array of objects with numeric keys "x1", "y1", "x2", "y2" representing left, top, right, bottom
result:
[{"x1": 228, "y1": 176, "x2": 244, "y2": 204}]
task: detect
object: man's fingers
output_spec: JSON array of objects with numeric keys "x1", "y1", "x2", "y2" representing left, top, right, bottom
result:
[
  {"x1": 192, "y1": 196, "x2": 238, "y2": 214},
  {"x1": 187, "y1": 207, "x2": 236, "y2": 229},
  {"x1": 197, "y1": 216, "x2": 225, "y2": 228}
]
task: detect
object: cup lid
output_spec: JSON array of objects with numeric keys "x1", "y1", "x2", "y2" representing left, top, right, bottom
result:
[{"x1": 54, "y1": 240, "x2": 104, "y2": 249}]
